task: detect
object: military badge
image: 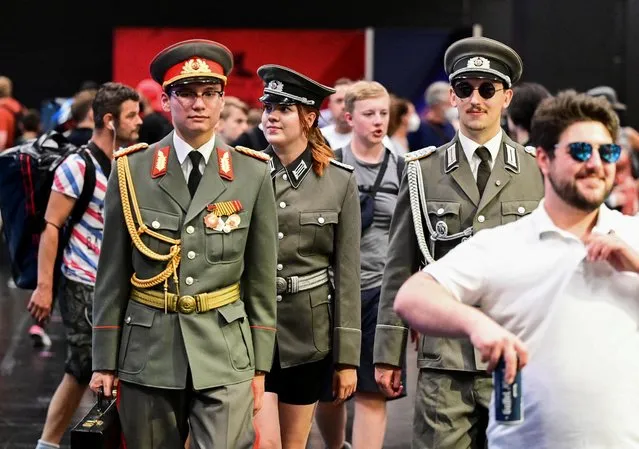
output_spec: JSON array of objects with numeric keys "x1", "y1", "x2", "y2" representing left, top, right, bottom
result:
[
  {"x1": 217, "y1": 148, "x2": 234, "y2": 181},
  {"x1": 467, "y1": 56, "x2": 490, "y2": 69},
  {"x1": 205, "y1": 200, "x2": 243, "y2": 232},
  {"x1": 151, "y1": 146, "x2": 170, "y2": 178}
]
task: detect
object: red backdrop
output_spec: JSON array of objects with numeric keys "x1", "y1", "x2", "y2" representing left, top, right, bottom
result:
[{"x1": 113, "y1": 28, "x2": 365, "y2": 108}]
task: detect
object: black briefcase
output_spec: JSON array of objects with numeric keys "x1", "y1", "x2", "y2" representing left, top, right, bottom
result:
[{"x1": 70, "y1": 388, "x2": 121, "y2": 449}]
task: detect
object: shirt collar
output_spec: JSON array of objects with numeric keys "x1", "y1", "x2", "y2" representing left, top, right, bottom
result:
[
  {"x1": 264, "y1": 145, "x2": 313, "y2": 189},
  {"x1": 173, "y1": 132, "x2": 217, "y2": 165},
  {"x1": 458, "y1": 129, "x2": 503, "y2": 163},
  {"x1": 533, "y1": 199, "x2": 616, "y2": 240}
]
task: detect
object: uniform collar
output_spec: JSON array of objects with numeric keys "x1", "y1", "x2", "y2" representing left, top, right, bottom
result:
[
  {"x1": 533, "y1": 199, "x2": 616, "y2": 240},
  {"x1": 173, "y1": 132, "x2": 217, "y2": 166},
  {"x1": 458, "y1": 129, "x2": 503, "y2": 165},
  {"x1": 265, "y1": 145, "x2": 313, "y2": 189}
]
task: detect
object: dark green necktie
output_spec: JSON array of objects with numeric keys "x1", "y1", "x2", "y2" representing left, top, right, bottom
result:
[{"x1": 475, "y1": 146, "x2": 492, "y2": 196}]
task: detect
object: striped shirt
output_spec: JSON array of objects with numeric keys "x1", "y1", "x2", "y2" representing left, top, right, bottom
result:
[{"x1": 52, "y1": 149, "x2": 108, "y2": 285}]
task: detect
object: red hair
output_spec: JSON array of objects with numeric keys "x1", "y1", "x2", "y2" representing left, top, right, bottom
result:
[{"x1": 298, "y1": 105, "x2": 334, "y2": 176}]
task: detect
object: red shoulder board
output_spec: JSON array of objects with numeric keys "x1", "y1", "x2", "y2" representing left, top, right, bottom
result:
[
  {"x1": 114, "y1": 142, "x2": 149, "y2": 158},
  {"x1": 217, "y1": 147, "x2": 234, "y2": 181},
  {"x1": 151, "y1": 146, "x2": 170, "y2": 178},
  {"x1": 235, "y1": 145, "x2": 270, "y2": 162}
]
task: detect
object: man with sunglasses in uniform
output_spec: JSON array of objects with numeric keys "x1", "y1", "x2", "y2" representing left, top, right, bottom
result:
[
  {"x1": 374, "y1": 36, "x2": 544, "y2": 449},
  {"x1": 393, "y1": 90, "x2": 639, "y2": 449}
]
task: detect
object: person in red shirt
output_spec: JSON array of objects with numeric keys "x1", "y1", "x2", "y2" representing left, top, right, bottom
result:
[{"x1": 0, "y1": 76, "x2": 26, "y2": 151}]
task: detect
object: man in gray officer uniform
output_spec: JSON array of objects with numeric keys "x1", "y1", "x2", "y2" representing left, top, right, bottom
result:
[{"x1": 374, "y1": 36, "x2": 544, "y2": 448}]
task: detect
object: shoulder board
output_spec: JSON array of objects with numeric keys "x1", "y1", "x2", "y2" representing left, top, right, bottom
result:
[
  {"x1": 405, "y1": 145, "x2": 437, "y2": 162},
  {"x1": 234, "y1": 145, "x2": 270, "y2": 162},
  {"x1": 329, "y1": 158, "x2": 354, "y2": 172},
  {"x1": 114, "y1": 142, "x2": 149, "y2": 158},
  {"x1": 524, "y1": 146, "x2": 537, "y2": 157}
]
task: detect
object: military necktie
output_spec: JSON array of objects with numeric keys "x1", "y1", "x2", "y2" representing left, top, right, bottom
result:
[
  {"x1": 475, "y1": 146, "x2": 492, "y2": 196},
  {"x1": 188, "y1": 151, "x2": 203, "y2": 197}
]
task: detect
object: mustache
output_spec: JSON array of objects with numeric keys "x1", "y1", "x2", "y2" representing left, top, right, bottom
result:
[{"x1": 576, "y1": 167, "x2": 605, "y2": 179}]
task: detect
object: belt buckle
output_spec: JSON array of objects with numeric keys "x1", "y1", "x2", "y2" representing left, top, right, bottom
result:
[
  {"x1": 177, "y1": 295, "x2": 197, "y2": 314},
  {"x1": 276, "y1": 277, "x2": 287, "y2": 295}
]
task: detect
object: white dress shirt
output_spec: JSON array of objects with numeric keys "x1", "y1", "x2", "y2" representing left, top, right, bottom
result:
[
  {"x1": 172, "y1": 132, "x2": 216, "y2": 182},
  {"x1": 424, "y1": 201, "x2": 639, "y2": 449},
  {"x1": 458, "y1": 129, "x2": 503, "y2": 180}
]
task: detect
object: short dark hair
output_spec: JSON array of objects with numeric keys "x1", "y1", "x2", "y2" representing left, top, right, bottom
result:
[
  {"x1": 71, "y1": 89, "x2": 97, "y2": 123},
  {"x1": 21, "y1": 109, "x2": 40, "y2": 133},
  {"x1": 507, "y1": 82, "x2": 551, "y2": 132},
  {"x1": 530, "y1": 90, "x2": 620, "y2": 158},
  {"x1": 93, "y1": 82, "x2": 140, "y2": 129}
]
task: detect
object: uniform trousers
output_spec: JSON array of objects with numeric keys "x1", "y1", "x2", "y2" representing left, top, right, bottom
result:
[
  {"x1": 413, "y1": 369, "x2": 492, "y2": 449},
  {"x1": 118, "y1": 378, "x2": 255, "y2": 449}
]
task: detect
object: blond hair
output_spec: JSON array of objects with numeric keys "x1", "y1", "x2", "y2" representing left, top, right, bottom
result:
[
  {"x1": 344, "y1": 80, "x2": 389, "y2": 114},
  {"x1": 221, "y1": 96, "x2": 249, "y2": 120}
]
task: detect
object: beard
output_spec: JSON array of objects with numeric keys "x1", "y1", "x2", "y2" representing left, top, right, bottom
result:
[{"x1": 547, "y1": 166, "x2": 613, "y2": 212}]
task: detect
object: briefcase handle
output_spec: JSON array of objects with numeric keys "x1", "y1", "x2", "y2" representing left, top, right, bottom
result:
[{"x1": 97, "y1": 386, "x2": 118, "y2": 413}]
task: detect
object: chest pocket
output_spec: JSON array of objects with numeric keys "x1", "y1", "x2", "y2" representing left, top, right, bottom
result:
[
  {"x1": 205, "y1": 211, "x2": 250, "y2": 263},
  {"x1": 298, "y1": 211, "x2": 339, "y2": 257},
  {"x1": 501, "y1": 200, "x2": 539, "y2": 225},
  {"x1": 426, "y1": 201, "x2": 461, "y2": 238},
  {"x1": 139, "y1": 208, "x2": 181, "y2": 256}
]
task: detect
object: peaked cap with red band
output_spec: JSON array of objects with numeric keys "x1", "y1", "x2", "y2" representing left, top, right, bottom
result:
[{"x1": 150, "y1": 39, "x2": 234, "y2": 89}]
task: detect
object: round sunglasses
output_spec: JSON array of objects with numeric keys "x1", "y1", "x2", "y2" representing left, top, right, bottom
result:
[
  {"x1": 556, "y1": 142, "x2": 622, "y2": 164},
  {"x1": 453, "y1": 81, "x2": 503, "y2": 99}
]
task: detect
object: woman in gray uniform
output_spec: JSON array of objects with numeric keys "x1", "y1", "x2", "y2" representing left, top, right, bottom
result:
[{"x1": 253, "y1": 64, "x2": 362, "y2": 449}]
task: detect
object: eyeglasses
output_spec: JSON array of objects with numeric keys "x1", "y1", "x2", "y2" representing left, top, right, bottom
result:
[
  {"x1": 557, "y1": 142, "x2": 622, "y2": 164},
  {"x1": 453, "y1": 81, "x2": 503, "y2": 99},
  {"x1": 171, "y1": 89, "x2": 224, "y2": 105}
]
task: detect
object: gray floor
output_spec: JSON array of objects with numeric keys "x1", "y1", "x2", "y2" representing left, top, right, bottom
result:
[{"x1": 0, "y1": 246, "x2": 417, "y2": 448}]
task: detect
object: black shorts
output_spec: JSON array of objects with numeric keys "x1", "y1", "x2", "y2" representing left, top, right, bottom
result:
[
  {"x1": 58, "y1": 276, "x2": 94, "y2": 384},
  {"x1": 319, "y1": 286, "x2": 407, "y2": 402},
  {"x1": 265, "y1": 345, "x2": 333, "y2": 405}
]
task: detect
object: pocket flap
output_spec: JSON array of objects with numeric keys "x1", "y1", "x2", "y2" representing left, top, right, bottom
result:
[
  {"x1": 126, "y1": 302, "x2": 155, "y2": 328},
  {"x1": 299, "y1": 211, "x2": 339, "y2": 226},
  {"x1": 426, "y1": 201, "x2": 461, "y2": 216},
  {"x1": 501, "y1": 200, "x2": 539, "y2": 216},
  {"x1": 139, "y1": 208, "x2": 181, "y2": 231},
  {"x1": 218, "y1": 301, "x2": 247, "y2": 324}
]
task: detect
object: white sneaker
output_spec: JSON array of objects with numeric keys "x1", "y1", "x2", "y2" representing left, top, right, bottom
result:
[{"x1": 29, "y1": 325, "x2": 52, "y2": 349}]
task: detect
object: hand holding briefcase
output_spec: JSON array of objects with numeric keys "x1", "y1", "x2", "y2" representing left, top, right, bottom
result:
[{"x1": 70, "y1": 387, "x2": 121, "y2": 449}]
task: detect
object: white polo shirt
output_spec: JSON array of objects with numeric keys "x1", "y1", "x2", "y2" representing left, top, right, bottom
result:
[{"x1": 424, "y1": 201, "x2": 639, "y2": 449}]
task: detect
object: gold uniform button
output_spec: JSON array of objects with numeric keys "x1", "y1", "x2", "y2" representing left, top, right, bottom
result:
[
  {"x1": 278, "y1": 232, "x2": 284, "y2": 240},
  {"x1": 185, "y1": 277, "x2": 194, "y2": 286},
  {"x1": 437, "y1": 208, "x2": 445, "y2": 215},
  {"x1": 187, "y1": 251, "x2": 196, "y2": 260},
  {"x1": 477, "y1": 215, "x2": 486, "y2": 223},
  {"x1": 186, "y1": 226, "x2": 195, "y2": 234},
  {"x1": 518, "y1": 206, "x2": 526, "y2": 214},
  {"x1": 125, "y1": 316, "x2": 131, "y2": 324},
  {"x1": 279, "y1": 202, "x2": 286, "y2": 209},
  {"x1": 277, "y1": 264, "x2": 283, "y2": 271},
  {"x1": 318, "y1": 217, "x2": 325, "y2": 224},
  {"x1": 152, "y1": 220, "x2": 160, "y2": 229}
]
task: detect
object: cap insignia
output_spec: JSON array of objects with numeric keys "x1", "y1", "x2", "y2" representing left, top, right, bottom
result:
[
  {"x1": 268, "y1": 80, "x2": 284, "y2": 92},
  {"x1": 182, "y1": 58, "x2": 212, "y2": 76},
  {"x1": 467, "y1": 56, "x2": 490, "y2": 69}
]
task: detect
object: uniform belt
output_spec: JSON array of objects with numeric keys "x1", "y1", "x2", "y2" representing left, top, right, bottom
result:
[
  {"x1": 130, "y1": 282, "x2": 240, "y2": 314},
  {"x1": 276, "y1": 269, "x2": 329, "y2": 294}
]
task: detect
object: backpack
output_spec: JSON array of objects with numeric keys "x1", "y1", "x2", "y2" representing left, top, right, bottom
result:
[
  {"x1": 334, "y1": 147, "x2": 405, "y2": 232},
  {"x1": 0, "y1": 130, "x2": 96, "y2": 290}
]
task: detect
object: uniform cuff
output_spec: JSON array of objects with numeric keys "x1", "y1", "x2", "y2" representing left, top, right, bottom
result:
[
  {"x1": 251, "y1": 327, "x2": 276, "y2": 372},
  {"x1": 333, "y1": 327, "x2": 361, "y2": 367},
  {"x1": 92, "y1": 328, "x2": 120, "y2": 372},
  {"x1": 373, "y1": 324, "x2": 408, "y2": 367}
]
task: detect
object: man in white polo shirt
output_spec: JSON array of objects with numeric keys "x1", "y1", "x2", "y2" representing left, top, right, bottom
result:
[{"x1": 393, "y1": 90, "x2": 639, "y2": 449}]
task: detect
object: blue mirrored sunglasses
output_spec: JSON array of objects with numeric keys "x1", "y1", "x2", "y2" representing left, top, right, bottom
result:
[{"x1": 558, "y1": 142, "x2": 622, "y2": 164}]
